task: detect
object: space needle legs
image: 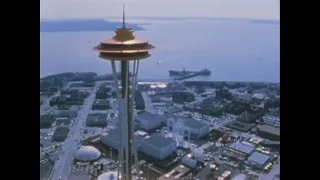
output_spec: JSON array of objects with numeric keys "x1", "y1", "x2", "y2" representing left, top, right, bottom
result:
[{"x1": 110, "y1": 60, "x2": 140, "y2": 180}]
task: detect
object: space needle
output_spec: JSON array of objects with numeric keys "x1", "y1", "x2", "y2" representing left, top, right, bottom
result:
[{"x1": 94, "y1": 5, "x2": 155, "y2": 180}]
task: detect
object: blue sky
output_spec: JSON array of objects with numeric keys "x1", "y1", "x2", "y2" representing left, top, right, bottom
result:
[{"x1": 40, "y1": 0, "x2": 280, "y2": 20}]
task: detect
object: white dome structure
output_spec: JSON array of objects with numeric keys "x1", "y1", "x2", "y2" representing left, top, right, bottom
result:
[{"x1": 74, "y1": 146, "x2": 101, "y2": 162}]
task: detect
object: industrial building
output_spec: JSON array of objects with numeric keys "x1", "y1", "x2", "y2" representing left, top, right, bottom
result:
[
  {"x1": 182, "y1": 118, "x2": 210, "y2": 139},
  {"x1": 135, "y1": 91, "x2": 145, "y2": 110},
  {"x1": 100, "y1": 128, "x2": 143, "y2": 151},
  {"x1": 139, "y1": 134, "x2": 177, "y2": 160},
  {"x1": 262, "y1": 115, "x2": 280, "y2": 127},
  {"x1": 247, "y1": 151, "x2": 271, "y2": 169},
  {"x1": 135, "y1": 112, "x2": 165, "y2": 131},
  {"x1": 158, "y1": 165, "x2": 191, "y2": 180},
  {"x1": 52, "y1": 127, "x2": 69, "y2": 141},
  {"x1": 172, "y1": 91, "x2": 195, "y2": 104},
  {"x1": 86, "y1": 113, "x2": 108, "y2": 127},
  {"x1": 226, "y1": 142, "x2": 256, "y2": 156},
  {"x1": 256, "y1": 125, "x2": 280, "y2": 141},
  {"x1": 74, "y1": 146, "x2": 101, "y2": 162},
  {"x1": 225, "y1": 120, "x2": 255, "y2": 132},
  {"x1": 92, "y1": 99, "x2": 110, "y2": 110}
]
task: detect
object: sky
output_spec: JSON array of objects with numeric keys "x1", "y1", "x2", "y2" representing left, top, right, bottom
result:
[{"x1": 40, "y1": 0, "x2": 280, "y2": 20}]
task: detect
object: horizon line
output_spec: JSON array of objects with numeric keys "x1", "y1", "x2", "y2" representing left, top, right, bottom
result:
[{"x1": 40, "y1": 16, "x2": 280, "y2": 22}]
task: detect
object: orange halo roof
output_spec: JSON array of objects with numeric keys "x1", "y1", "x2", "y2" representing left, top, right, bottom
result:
[
  {"x1": 95, "y1": 49, "x2": 151, "y2": 53},
  {"x1": 100, "y1": 38, "x2": 148, "y2": 45}
]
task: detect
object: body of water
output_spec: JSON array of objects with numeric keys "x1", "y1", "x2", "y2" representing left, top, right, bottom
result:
[{"x1": 40, "y1": 18, "x2": 279, "y2": 82}]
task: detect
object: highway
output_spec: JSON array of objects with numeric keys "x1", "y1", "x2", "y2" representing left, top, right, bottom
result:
[{"x1": 51, "y1": 83, "x2": 100, "y2": 180}]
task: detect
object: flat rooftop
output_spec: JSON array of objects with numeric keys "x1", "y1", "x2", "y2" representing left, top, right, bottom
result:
[
  {"x1": 183, "y1": 118, "x2": 208, "y2": 129},
  {"x1": 54, "y1": 127, "x2": 69, "y2": 134},
  {"x1": 136, "y1": 112, "x2": 166, "y2": 123},
  {"x1": 87, "y1": 113, "x2": 108, "y2": 122},
  {"x1": 101, "y1": 128, "x2": 143, "y2": 147},
  {"x1": 228, "y1": 142, "x2": 255, "y2": 154},
  {"x1": 248, "y1": 151, "x2": 271, "y2": 165},
  {"x1": 226, "y1": 121, "x2": 255, "y2": 132},
  {"x1": 257, "y1": 125, "x2": 280, "y2": 136},
  {"x1": 143, "y1": 134, "x2": 175, "y2": 149}
]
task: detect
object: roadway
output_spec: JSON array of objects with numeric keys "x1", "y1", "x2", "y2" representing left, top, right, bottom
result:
[
  {"x1": 141, "y1": 92, "x2": 156, "y2": 113},
  {"x1": 51, "y1": 83, "x2": 101, "y2": 180}
]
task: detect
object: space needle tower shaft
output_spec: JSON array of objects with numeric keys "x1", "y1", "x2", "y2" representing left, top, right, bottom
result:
[{"x1": 94, "y1": 5, "x2": 155, "y2": 180}]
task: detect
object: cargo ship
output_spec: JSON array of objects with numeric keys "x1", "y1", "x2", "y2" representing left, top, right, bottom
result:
[{"x1": 169, "y1": 69, "x2": 211, "y2": 76}]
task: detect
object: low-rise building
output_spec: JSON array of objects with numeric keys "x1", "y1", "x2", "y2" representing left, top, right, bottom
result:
[
  {"x1": 40, "y1": 115, "x2": 55, "y2": 129},
  {"x1": 172, "y1": 91, "x2": 195, "y2": 104},
  {"x1": 225, "y1": 121, "x2": 255, "y2": 132},
  {"x1": 247, "y1": 151, "x2": 271, "y2": 169},
  {"x1": 182, "y1": 118, "x2": 210, "y2": 139},
  {"x1": 86, "y1": 113, "x2": 108, "y2": 127},
  {"x1": 56, "y1": 109, "x2": 78, "y2": 118},
  {"x1": 135, "y1": 112, "x2": 165, "y2": 131},
  {"x1": 257, "y1": 125, "x2": 280, "y2": 141},
  {"x1": 52, "y1": 127, "x2": 69, "y2": 141},
  {"x1": 92, "y1": 99, "x2": 110, "y2": 110},
  {"x1": 262, "y1": 115, "x2": 280, "y2": 127},
  {"x1": 100, "y1": 128, "x2": 143, "y2": 151},
  {"x1": 226, "y1": 142, "x2": 256, "y2": 156},
  {"x1": 55, "y1": 118, "x2": 72, "y2": 126},
  {"x1": 139, "y1": 134, "x2": 177, "y2": 160}
]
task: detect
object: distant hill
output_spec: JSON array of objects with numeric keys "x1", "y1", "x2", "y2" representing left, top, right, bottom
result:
[{"x1": 40, "y1": 19, "x2": 145, "y2": 32}]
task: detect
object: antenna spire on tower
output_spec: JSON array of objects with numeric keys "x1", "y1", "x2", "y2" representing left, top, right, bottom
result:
[{"x1": 122, "y1": 4, "x2": 126, "y2": 27}]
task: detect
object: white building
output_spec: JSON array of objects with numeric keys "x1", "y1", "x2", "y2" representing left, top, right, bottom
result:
[
  {"x1": 100, "y1": 128, "x2": 143, "y2": 151},
  {"x1": 139, "y1": 134, "x2": 177, "y2": 160},
  {"x1": 135, "y1": 112, "x2": 166, "y2": 131},
  {"x1": 247, "y1": 152, "x2": 271, "y2": 169},
  {"x1": 182, "y1": 118, "x2": 210, "y2": 139}
]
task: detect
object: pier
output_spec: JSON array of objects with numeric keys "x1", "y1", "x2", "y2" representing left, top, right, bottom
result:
[{"x1": 174, "y1": 71, "x2": 209, "y2": 80}]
